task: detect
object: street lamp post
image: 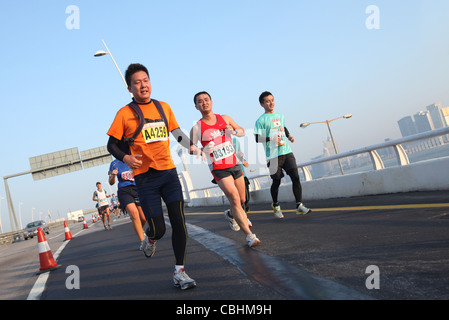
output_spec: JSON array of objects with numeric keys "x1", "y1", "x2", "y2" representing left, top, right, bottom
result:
[
  {"x1": 94, "y1": 40, "x2": 132, "y2": 98},
  {"x1": 300, "y1": 114, "x2": 353, "y2": 175},
  {"x1": 18, "y1": 202, "x2": 23, "y2": 229}
]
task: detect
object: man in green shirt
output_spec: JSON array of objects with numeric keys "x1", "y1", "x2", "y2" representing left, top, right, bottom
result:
[{"x1": 254, "y1": 91, "x2": 312, "y2": 219}]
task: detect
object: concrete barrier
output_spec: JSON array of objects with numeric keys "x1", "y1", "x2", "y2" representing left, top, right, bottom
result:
[
  {"x1": 189, "y1": 156, "x2": 449, "y2": 207},
  {"x1": 299, "y1": 156, "x2": 449, "y2": 201}
]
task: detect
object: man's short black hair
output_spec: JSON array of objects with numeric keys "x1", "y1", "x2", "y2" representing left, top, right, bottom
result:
[
  {"x1": 259, "y1": 91, "x2": 273, "y2": 104},
  {"x1": 194, "y1": 91, "x2": 212, "y2": 104},
  {"x1": 125, "y1": 63, "x2": 150, "y2": 86}
]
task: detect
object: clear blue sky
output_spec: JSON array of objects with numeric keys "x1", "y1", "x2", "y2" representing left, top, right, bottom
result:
[{"x1": 0, "y1": 1, "x2": 448, "y2": 232}]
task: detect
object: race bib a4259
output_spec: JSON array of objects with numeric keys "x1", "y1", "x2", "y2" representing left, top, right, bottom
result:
[{"x1": 142, "y1": 121, "x2": 168, "y2": 143}]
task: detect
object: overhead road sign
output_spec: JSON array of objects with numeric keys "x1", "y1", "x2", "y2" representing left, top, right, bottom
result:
[
  {"x1": 29, "y1": 148, "x2": 82, "y2": 181},
  {"x1": 3, "y1": 146, "x2": 112, "y2": 232},
  {"x1": 80, "y1": 146, "x2": 112, "y2": 169}
]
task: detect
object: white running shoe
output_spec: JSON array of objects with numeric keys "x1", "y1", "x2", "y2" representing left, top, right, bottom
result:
[
  {"x1": 142, "y1": 236, "x2": 156, "y2": 258},
  {"x1": 173, "y1": 268, "x2": 197, "y2": 290},
  {"x1": 271, "y1": 203, "x2": 284, "y2": 219},
  {"x1": 296, "y1": 203, "x2": 311, "y2": 215},
  {"x1": 224, "y1": 209, "x2": 240, "y2": 231},
  {"x1": 246, "y1": 233, "x2": 260, "y2": 248}
]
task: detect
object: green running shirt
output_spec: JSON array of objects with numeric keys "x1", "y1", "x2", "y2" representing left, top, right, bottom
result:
[{"x1": 254, "y1": 112, "x2": 292, "y2": 160}]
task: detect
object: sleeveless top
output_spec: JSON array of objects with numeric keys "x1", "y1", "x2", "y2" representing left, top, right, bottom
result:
[
  {"x1": 198, "y1": 114, "x2": 237, "y2": 171},
  {"x1": 95, "y1": 189, "x2": 109, "y2": 207}
]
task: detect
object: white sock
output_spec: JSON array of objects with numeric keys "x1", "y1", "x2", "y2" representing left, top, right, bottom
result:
[{"x1": 175, "y1": 265, "x2": 184, "y2": 273}]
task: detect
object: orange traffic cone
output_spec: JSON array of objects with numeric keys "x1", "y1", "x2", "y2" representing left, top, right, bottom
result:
[
  {"x1": 83, "y1": 216, "x2": 88, "y2": 229},
  {"x1": 92, "y1": 215, "x2": 96, "y2": 223},
  {"x1": 64, "y1": 221, "x2": 73, "y2": 241},
  {"x1": 37, "y1": 227, "x2": 61, "y2": 274}
]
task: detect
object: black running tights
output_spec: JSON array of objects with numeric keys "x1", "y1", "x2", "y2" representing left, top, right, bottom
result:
[
  {"x1": 270, "y1": 169, "x2": 302, "y2": 204},
  {"x1": 145, "y1": 200, "x2": 187, "y2": 266}
]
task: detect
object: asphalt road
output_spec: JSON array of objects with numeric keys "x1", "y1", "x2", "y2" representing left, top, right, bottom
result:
[{"x1": 1, "y1": 191, "x2": 448, "y2": 303}]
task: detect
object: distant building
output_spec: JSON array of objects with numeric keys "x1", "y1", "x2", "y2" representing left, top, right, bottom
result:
[
  {"x1": 414, "y1": 110, "x2": 434, "y2": 133},
  {"x1": 397, "y1": 102, "x2": 448, "y2": 152},
  {"x1": 441, "y1": 106, "x2": 449, "y2": 127},
  {"x1": 398, "y1": 102, "x2": 449, "y2": 138},
  {"x1": 427, "y1": 103, "x2": 447, "y2": 129},
  {"x1": 398, "y1": 116, "x2": 417, "y2": 137}
]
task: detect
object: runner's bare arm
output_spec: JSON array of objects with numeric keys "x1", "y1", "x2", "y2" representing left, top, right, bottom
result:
[{"x1": 222, "y1": 115, "x2": 245, "y2": 137}]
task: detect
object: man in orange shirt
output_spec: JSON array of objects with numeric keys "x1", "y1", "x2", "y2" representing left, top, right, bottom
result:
[{"x1": 107, "y1": 63, "x2": 201, "y2": 290}]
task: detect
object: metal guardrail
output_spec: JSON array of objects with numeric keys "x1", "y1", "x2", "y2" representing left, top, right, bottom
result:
[
  {"x1": 0, "y1": 220, "x2": 67, "y2": 247},
  {"x1": 189, "y1": 127, "x2": 449, "y2": 198},
  {"x1": 0, "y1": 215, "x2": 93, "y2": 247},
  {"x1": 295, "y1": 126, "x2": 449, "y2": 181},
  {"x1": 0, "y1": 230, "x2": 23, "y2": 246}
]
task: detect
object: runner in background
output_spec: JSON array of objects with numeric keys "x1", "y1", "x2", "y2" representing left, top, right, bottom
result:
[
  {"x1": 93, "y1": 182, "x2": 112, "y2": 230},
  {"x1": 110, "y1": 193, "x2": 119, "y2": 216},
  {"x1": 109, "y1": 159, "x2": 147, "y2": 250},
  {"x1": 255, "y1": 91, "x2": 312, "y2": 219}
]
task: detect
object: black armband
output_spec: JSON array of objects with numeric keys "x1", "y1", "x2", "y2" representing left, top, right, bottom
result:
[
  {"x1": 107, "y1": 136, "x2": 127, "y2": 162},
  {"x1": 255, "y1": 134, "x2": 270, "y2": 143}
]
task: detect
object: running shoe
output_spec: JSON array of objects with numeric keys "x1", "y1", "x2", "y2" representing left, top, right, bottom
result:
[
  {"x1": 108, "y1": 225, "x2": 112, "y2": 230},
  {"x1": 224, "y1": 209, "x2": 240, "y2": 231},
  {"x1": 247, "y1": 217, "x2": 252, "y2": 228},
  {"x1": 296, "y1": 203, "x2": 311, "y2": 215},
  {"x1": 271, "y1": 203, "x2": 284, "y2": 219},
  {"x1": 173, "y1": 268, "x2": 197, "y2": 290},
  {"x1": 246, "y1": 233, "x2": 260, "y2": 248},
  {"x1": 142, "y1": 236, "x2": 156, "y2": 258}
]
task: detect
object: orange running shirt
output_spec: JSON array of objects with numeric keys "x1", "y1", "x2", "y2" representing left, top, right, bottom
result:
[{"x1": 107, "y1": 100, "x2": 179, "y2": 176}]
